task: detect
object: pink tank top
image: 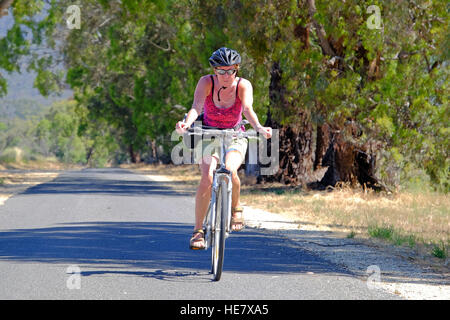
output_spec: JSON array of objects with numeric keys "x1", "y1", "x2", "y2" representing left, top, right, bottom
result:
[{"x1": 203, "y1": 75, "x2": 243, "y2": 129}]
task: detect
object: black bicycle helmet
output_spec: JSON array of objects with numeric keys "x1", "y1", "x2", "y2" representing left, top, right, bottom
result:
[{"x1": 209, "y1": 47, "x2": 241, "y2": 67}]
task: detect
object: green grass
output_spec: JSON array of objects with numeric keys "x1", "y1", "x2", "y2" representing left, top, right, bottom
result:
[
  {"x1": 347, "y1": 231, "x2": 356, "y2": 239},
  {"x1": 368, "y1": 225, "x2": 418, "y2": 248},
  {"x1": 368, "y1": 225, "x2": 394, "y2": 240},
  {"x1": 431, "y1": 241, "x2": 448, "y2": 259},
  {"x1": 0, "y1": 148, "x2": 18, "y2": 163},
  {"x1": 392, "y1": 233, "x2": 417, "y2": 248}
]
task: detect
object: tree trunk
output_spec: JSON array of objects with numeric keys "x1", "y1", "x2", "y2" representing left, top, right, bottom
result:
[
  {"x1": 257, "y1": 2, "x2": 385, "y2": 191},
  {"x1": 86, "y1": 147, "x2": 94, "y2": 166},
  {"x1": 314, "y1": 123, "x2": 331, "y2": 171},
  {"x1": 128, "y1": 144, "x2": 140, "y2": 163},
  {"x1": 258, "y1": 62, "x2": 314, "y2": 186},
  {"x1": 0, "y1": 0, "x2": 13, "y2": 18},
  {"x1": 151, "y1": 140, "x2": 158, "y2": 162},
  {"x1": 310, "y1": 122, "x2": 385, "y2": 191}
]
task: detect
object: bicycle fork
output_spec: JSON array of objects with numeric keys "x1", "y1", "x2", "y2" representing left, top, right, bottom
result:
[
  {"x1": 204, "y1": 169, "x2": 232, "y2": 250},
  {"x1": 215, "y1": 168, "x2": 233, "y2": 236}
]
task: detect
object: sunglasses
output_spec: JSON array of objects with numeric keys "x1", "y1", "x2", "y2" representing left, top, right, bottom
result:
[{"x1": 215, "y1": 68, "x2": 237, "y2": 75}]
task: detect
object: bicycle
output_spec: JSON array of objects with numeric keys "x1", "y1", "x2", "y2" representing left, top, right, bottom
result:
[{"x1": 186, "y1": 120, "x2": 258, "y2": 281}]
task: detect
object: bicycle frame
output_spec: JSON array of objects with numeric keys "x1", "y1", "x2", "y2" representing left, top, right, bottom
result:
[
  {"x1": 212, "y1": 134, "x2": 233, "y2": 233},
  {"x1": 203, "y1": 132, "x2": 233, "y2": 250}
]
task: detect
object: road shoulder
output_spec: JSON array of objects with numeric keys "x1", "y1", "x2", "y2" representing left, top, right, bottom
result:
[
  {"x1": 0, "y1": 170, "x2": 61, "y2": 206},
  {"x1": 243, "y1": 206, "x2": 449, "y2": 300}
]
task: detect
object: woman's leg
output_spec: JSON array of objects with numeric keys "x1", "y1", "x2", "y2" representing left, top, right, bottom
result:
[
  {"x1": 194, "y1": 155, "x2": 218, "y2": 230},
  {"x1": 225, "y1": 150, "x2": 245, "y2": 231},
  {"x1": 190, "y1": 155, "x2": 218, "y2": 249}
]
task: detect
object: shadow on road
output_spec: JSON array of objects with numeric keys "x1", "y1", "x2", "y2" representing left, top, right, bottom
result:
[
  {"x1": 21, "y1": 169, "x2": 194, "y2": 197},
  {"x1": 0, "y1": 221, "x2": 349, "y2": 282}
]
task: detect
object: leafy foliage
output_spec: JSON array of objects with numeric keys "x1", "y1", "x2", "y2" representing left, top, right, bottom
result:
[{"x1": 0, "y1": 0, "x2": 448, "y2": 191}]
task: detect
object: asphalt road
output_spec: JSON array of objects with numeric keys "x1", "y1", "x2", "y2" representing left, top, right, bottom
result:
[{"x1": 0, "y1": 168, "x2": 399, "y2": 300}]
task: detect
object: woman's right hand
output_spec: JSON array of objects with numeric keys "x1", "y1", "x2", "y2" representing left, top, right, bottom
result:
[{"x1": 175, "y1": 121, "x2": 189, "y2": 135}]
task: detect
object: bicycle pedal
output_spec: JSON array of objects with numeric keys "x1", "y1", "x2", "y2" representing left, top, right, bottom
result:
[{"x1": 190, "y1": 246, "x2": 207, "y2": 250}]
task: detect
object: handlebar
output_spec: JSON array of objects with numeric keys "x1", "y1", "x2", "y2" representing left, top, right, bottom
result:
[
  {"x1": 186, "y1": 125, "x2": 258, "y2": 139},
  {"x1": 184, "y1": 118, "x2": 259, "y2": 139}
]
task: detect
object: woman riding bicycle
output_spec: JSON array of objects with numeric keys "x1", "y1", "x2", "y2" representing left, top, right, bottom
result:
[{"x1": 175, "y1": 47, "x2": 272, "y2": 250}]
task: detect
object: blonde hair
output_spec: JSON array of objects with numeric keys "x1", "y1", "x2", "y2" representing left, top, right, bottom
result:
[{"x1": 212, "y1": 64, "x2": 240, "y2": 71}]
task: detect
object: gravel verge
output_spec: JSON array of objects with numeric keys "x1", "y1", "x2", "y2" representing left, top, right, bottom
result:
[{"x1": 244, "y1": 206, "x2": 449, "y2": 300}]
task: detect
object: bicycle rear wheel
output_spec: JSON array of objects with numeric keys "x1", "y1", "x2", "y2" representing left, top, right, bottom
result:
[{"x1": 211, "y1": 179, "x2": 227, "y2": 281}]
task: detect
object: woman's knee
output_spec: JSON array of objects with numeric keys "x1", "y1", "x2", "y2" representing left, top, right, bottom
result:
[
  {"x1": 199, "y1": 156, "x2": 216, "y2": 187},
  {"x1": 226, "y1": 153, "x2": 242, "y2": 178},
  {"x1": 225, "y1": 165, "x2": 240, "y2": 184}
]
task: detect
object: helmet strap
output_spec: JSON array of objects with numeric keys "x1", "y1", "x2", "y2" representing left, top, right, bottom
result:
[{"x1": 217, "y1": 86, "x2": 227, "y2": 102}]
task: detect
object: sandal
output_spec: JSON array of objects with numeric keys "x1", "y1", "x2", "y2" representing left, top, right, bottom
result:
[
  {"x1": 189, "y1": 229, "x2": 206, "y2": 250},
  {"x1": 231, "y1": 207, "x2": 245, "y2": 232}
]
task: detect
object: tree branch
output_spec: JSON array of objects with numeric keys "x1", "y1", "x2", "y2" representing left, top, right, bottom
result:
[
  {"x1": 148, "y1": 39, "x2": 171, "y2": 52},
  {"x1": 423, "y1": 51, "x2": 431, "y2": 72},
  {"x1": 0, "y1": 0, "x2": 13, "y2": 18},
  {"x1": 429, "y1": 60, "x2": 441, "y2": 72},
  {"x1": 306, "y1": 0, "x2": 335, "y2": 57}
]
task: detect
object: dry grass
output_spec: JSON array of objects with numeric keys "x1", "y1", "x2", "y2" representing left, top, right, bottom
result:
[
  {"x1": 0, "y1": 171, "x2": 59, "y2": 185},
  {"x1": 0, "y1": 159, "x2": 82, "y2": 171},
  {"x1": 121, "y1": 163, "x2": 201, "y2": 185},
  {"x1": 0, "y1": 160, "x2": 78, "y2": 205},
  {"x1": 241, "y1": 185, "x2": 449, "y2": 246},
  {"x1": 129, "y1": 164, "x2": 449, "y2": 259}
]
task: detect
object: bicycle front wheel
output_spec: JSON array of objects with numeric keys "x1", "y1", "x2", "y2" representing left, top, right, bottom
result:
[{"x1": 211, "y1": 179, "x2": 227, "y2": 281}]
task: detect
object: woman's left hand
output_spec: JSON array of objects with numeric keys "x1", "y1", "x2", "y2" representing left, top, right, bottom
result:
[{"x1": 257, "y1": 126, "x2": 272, "y2": 139}]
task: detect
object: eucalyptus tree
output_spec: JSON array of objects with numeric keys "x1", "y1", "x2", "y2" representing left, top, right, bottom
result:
[{"x1": 192, "y1": 0, "x2": 448, "y2": 191}]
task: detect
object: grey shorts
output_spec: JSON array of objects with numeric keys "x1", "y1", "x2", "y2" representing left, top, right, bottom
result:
[{"x1": 198, "y1": 136, "x2": 248, "y2": 164}]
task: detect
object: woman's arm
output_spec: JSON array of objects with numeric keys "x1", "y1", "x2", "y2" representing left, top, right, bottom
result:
[
  {"x1": 240, "y1": 79, "x2": 272, "y2": 139},
  {"x1": 176, "y1": 75, "x2": 210, "y2": 134}
]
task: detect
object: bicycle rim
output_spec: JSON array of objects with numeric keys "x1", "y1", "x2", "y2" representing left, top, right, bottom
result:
[{"x1": 211, "y1": 180, "x2": 227, "y2": 281}]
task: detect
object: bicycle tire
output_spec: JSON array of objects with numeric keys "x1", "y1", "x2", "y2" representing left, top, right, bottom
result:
[{"x1": 211, "y1": 179, "x2": 227, "y2": 281}]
